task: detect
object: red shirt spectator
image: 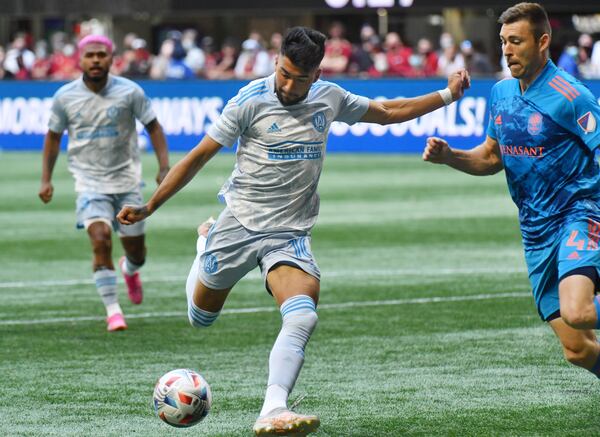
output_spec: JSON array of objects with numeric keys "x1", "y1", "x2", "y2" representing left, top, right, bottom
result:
[
  {"x1": 321, "y1": 22, "x2": 352, "y2": 76},
  {"x1": 49, "y1": 45, "x2": 79, "y2": 81},
  {"x1": 384, "y1": 32, "x2": 414, "y2": 77}
]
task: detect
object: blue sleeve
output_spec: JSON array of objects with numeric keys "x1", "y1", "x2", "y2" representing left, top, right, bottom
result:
[
  {"x1": 486, "y1": 111, "x2": 497, "y2": 140},
  {"x1": 485, "y1": 85, "x2": 498, "y2": 140},
  {"x1": 564, "y1": 84, "x2": 600, "y2": 150}
]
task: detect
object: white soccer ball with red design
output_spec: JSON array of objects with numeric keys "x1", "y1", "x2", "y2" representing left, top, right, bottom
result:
[{"x1": 153, "y1": 368, "x2": 212, "y2": 427}]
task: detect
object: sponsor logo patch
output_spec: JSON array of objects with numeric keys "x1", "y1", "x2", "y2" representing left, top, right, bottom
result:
[
  {"x1": 266, "y1": 122, "x2": 281, "y2": 133},
  {"x1": 203, "y1": 254, "x2": 218, "y2": 274},
  {"x1": 312, "y1": 111, "x2": 326, "y2": 132},
  {"x1": 527, "y1": 112, "x2": 543, "y2": 135},
  {"x1": 577, "y1": 111, "x2": 597, "y2": 133}
]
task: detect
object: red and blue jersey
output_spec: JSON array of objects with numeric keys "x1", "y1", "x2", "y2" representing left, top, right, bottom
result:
[{"x1": 487, "y1": 60, "x2": 600, "y2": 249}]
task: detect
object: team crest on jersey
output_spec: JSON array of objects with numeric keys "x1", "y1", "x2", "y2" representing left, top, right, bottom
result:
[
  {"x1": 527, "y1": 112, "x2": 543, "y2": 135},
  {"x1": 203, "y1": 254, "x2": 218, "y2": 274},
  {"x1": 312, "y1": 111, "x2": 326, "y2": 132},
  {"x1": 106, "y1": 105, "x2": 121, "y2": 121},
  {"x1": 577, "y1": 111, "x2": 597, "y2": 134}
]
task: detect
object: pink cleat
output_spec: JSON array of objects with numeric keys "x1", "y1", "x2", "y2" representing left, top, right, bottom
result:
[
  {"x1": 119, "y1": 256, "x2": 143, "y2": 305},
  {"x1": 106, "y1": 313, "x2": 127, "y2": 332}
]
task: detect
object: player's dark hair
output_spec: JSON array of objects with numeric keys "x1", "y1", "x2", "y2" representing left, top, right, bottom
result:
[
  {"x1": 280, "y1": 27, "x2": 326, "y2": 72},
  {"x1": 498, "y1": 2, "x2": 551, "y2": 40}
]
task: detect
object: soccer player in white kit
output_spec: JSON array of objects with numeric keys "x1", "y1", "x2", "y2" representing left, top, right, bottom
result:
[
  {"x1": 39, "y1": 35, "x2": 170, "y2": 332},
  {"x1": 118, "y1": 27, "x2": 469, "y2": 435}
]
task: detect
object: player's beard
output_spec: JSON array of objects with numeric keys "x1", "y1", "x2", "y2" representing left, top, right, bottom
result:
[
  {"x1": 275, "y1": 87, "x2": 309, "y2": 106},
  {"x1": 83, "y1": 68, "x2": 108, "y2": 83}
]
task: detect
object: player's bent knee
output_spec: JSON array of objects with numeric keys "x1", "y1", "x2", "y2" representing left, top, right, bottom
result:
[
  {"x1": 284, "y1": 310, "x2": 318, "y2": 336},
  {"x1": 560, "y1": 308, "x2": 590, "y2": 329},
  {"x1": 562, "y1": 344, "x2": 589, "y2": 368},
  {"x1": 302, "y1": 310, "x2": 318, "y2": 331}
]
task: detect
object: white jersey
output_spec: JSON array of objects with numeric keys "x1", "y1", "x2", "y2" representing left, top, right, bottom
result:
[
  {"x1": 207, "y1": 74, "x2": 369, "y2": 232},
  {"x1": 48, "y1": 75, "x2": 156, "y2": 194}
]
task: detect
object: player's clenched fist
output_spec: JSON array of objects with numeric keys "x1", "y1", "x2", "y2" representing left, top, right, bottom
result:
[
  {"x1": 422, "y1": 137, "x2": 452, "y2": 164},
  {"x1": 117, "y1": 204, "x2": 151, "y2": 225},
  {"x1": 447, "y1": 69, "x2": 471, "y2": 101},
  {"x1": 38, "y1": 181, "x2": 54, "y2": 203}
]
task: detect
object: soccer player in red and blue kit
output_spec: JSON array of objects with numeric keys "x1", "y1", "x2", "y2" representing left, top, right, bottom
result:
[{"x1": 424, "y1": 2, "x2": 600, "y2": 378}]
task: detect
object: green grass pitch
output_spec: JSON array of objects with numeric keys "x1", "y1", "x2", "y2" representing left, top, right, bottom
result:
[{"x1": 1, "y1": 151, "x2": 599, "y2": 436}]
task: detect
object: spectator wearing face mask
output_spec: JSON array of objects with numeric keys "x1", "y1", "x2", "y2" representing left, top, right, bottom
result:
[
  {"x1": 437, "y1": 32, "x2": 465, "y2": 77},
  {"x1": 4, "y1": 33, "x2": 35, "y2": 80},
  {"x1": 460, "y1": 39, "x2": 494, "y2": 76},
  {"x1": 576, "y1": 33, "x2": 594, "y2": 79},
  {"x1": 411, "y1": 38, "x2": 438, "y2": 77},
  {"x1": 557, "y1": 43, "x2": 579, "y2": 78},
  {"x1": 182, "y1": 29, "x2": 206, "y2": 76},
  {"x1": 49, "y1": 39, "x2": 79, "y2": 81},
  {"x1": 234, "y1": 37, "x2": 271, "y2": 80}
]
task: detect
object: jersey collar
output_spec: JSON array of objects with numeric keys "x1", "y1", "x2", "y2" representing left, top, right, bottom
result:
[
  {"x1": 79, "y1": 73, "x2": 113, "y2": 94},
  {"x1": 522, "y1": 59, "x2": 556, "y2": 96}
]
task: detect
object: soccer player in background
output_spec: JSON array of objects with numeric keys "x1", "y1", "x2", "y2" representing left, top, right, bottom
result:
[
  {"x1": 39, "y1": 35, "x2": 170, "y2": 332},
  {"x1": 118, "y1": 26, "x2": 469, "y2": 435},
  {"x1": 423, "y1": 2, "x2": 600, "y2": 379}
]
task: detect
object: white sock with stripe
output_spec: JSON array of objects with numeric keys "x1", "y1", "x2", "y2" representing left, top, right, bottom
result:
[
  {"x1": 94, "y1": 269, "x2": 120, "y2": 315},
  {"x1": 260, "y1": 295, "x2": 318, "y2": 416},
  {"x1": 121, "y1": 257, "x2": 143, "y2": 275}
]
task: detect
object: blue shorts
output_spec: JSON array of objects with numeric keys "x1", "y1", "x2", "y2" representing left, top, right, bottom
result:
[
  {"x1": 75, "y1": 191, "x2": 145, "y2": 237},
  {"x1": 525, "y1": 218, "x2": 600, "y2": 321}
]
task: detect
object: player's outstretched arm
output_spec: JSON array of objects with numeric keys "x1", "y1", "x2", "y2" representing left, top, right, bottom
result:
[
  {"x1": 422, "y1": 135, "x2": 504, "y2": 176},
  {"x1": 359, "y1": 69, "x2": 471, "y2": 125},
  {"x1": 117, "y1": 135, "x2": 223, "y2": 225},
  {"x1": 39, "y1": 130, "x2": 63, "y2": 204},
  {"x1": 145, "y1": 119, "x2": 170, "y2": 184}
]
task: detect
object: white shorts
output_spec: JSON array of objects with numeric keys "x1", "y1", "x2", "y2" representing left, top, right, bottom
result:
[
  {"x1": 75, "y1": 191, "x2": 145, "y2": 237},
  {"x1": 197, "y1": 208, "x2": 320, "y2": 292}
]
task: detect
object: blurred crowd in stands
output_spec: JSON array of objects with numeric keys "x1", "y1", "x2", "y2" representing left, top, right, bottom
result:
[{"x1": 2, "y1": 21, "x2": 600, "y2": 81}]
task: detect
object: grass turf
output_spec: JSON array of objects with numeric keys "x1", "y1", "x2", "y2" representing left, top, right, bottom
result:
[{"x1": 0, "y1": 151, "x2": 598, "y2": 436}]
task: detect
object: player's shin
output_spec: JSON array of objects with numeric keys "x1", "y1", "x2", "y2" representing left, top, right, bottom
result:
[
  {"x1": 185, "y1": 274, "x2": 219, "y2": 328},
  {"x1": 260, "y1": 295, "x2": 318, "y2": 416},
  {"x1": 591, "y1": 348, "x2": 600, "y2": 378}
]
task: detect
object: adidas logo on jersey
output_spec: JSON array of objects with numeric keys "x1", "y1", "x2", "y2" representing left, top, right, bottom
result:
[{"x1": 267, "y1": 122, "x2": 281, "y2": 133}]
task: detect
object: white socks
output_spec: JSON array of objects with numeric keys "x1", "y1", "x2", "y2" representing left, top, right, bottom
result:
[
  {"x1": 121, "y1": 257, "x2": 142, "y2": 275},
  {"x1": 186, "y1": 234, "x2": 206, "y2": 306},
  {"x1": 185, "y1": 234, "x2": 220, "y2": 327},
  {"x1": 94, "y1": 269, "x2": 118, "y2": 310},
  {"x1": 259, "y1": 295, "x2": 318, "y2": 416},
  {"x1": 106, "y1": 302, "x2": 123, "y2": 318}
]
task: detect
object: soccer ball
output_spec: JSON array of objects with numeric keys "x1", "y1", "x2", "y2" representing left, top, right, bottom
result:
[{"x1": 153, "y1": 368, "x2": 212, "y2": 427}]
